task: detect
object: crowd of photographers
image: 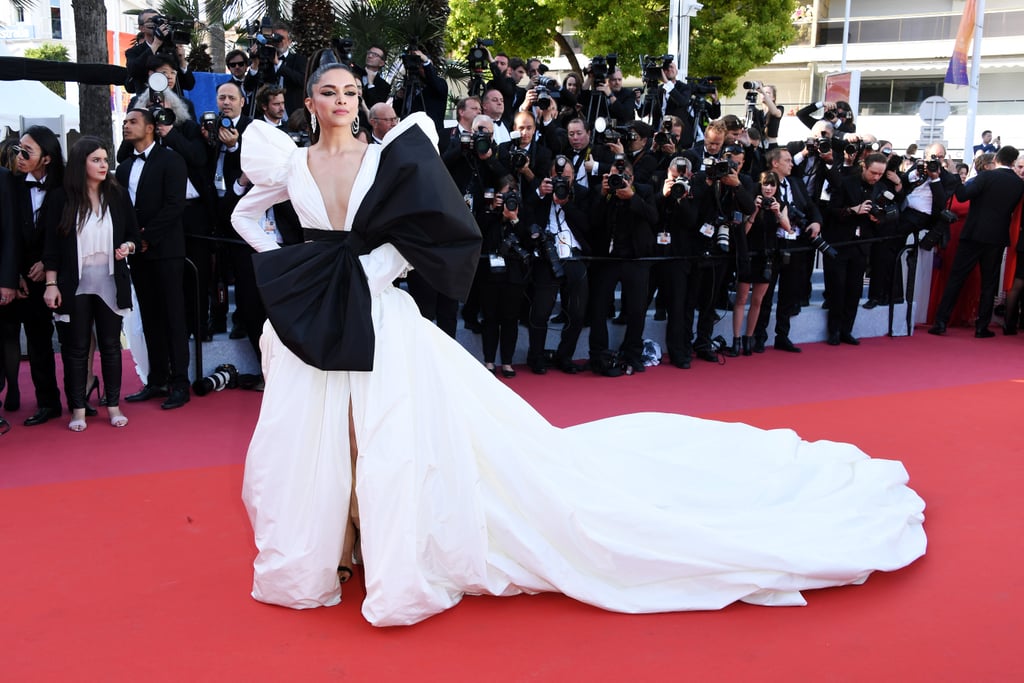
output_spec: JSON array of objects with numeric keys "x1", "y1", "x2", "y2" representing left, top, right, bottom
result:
[{"x1": 4, "y1": 22, "x2": 1024, "y2": 435}]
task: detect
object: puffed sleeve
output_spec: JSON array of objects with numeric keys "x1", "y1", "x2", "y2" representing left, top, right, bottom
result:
[{"x1": 232, "y1": 120, "x2": 299, "y2": 253}]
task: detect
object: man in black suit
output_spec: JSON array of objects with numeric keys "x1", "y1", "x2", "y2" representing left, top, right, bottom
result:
[
  {"x1": 930, "y1": 146, "x2": 1024, "y2": 337},
  {"x1": 125, "y1": 9, "x2": 196, "y2": 95},
  {"x1": 12, "y1": 126, "x2": 66, "y2": 426},
  {"x1": 359, "y1": 44, "x2": 392, "y2": 110},
  {"x1": 250, "y1": 22, "x2": 307, "y2": 119},
  {"x1": 497, "y1": 111, "x2": 552, "y2": 197},
  {"x1": 752, "y1": 146, "x2": 824, "y2": 353},
  {"x1": 117, "y1": 109, "x2": 191, "y2": 409},
  {"x1": 395, "y1": 50, "x2": 448, "y2": 142},
  {"x1": 203, "y1": 81, "x2": 261, "y2": 355},
  {"x1": 225, "y1": 49, "x2": 259, "y2": 108},
  {"x1": 526, "y1": 157, "x2": 591, "y2": 374}
]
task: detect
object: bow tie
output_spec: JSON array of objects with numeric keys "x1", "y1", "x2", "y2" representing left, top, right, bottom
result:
[
  {"x1": 133, "y1": 152, "x2": 147, "y2": 161},
  {"x1": 24, "y1": 180, "x2": 43, "y2": 190},
  {"x1": 494, "y1": 120, "x2": 506, "y2": 128}
]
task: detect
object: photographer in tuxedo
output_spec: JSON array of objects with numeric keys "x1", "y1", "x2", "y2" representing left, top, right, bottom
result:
[
  {"x1": 497, "y1": 111, "x2": 552, "y2": 197},
  {"x1": 117, "y1": 109, "x2": 190, "y2": 409},
  {"x1": 752, "y1": 146, "x2": 823, "y2": 353},
  {"x1": 655, "y1": 156, "x2": 698, "y2": 368},
  {"x1": 587, "y1": 156, "x2": 658, "y2": 375},
  {"x1": 125, "y1": 9, "x2": 195, "y2": 95},
  {"x1": 202, "y1": 81, "x2": 260, "y2": 355},
  {"x1": 249, "y1": 22, "x2": 307, "y2": 119},
  {"x1": 526, "y1": 155, "x2": 591, "y2": 375}
]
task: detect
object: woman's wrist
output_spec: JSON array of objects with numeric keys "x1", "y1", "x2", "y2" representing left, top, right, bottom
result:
[{"x1": 45, "y1": 281, "x2": 58, "y2": 287}]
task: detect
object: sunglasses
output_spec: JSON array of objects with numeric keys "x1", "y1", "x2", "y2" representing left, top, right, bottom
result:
[
  {"x1": 11, "y1": 146, "x2": 30, "y2": 160},
  {"x1": 227, "y1": 61, "x2": 247, "y2": 67}
]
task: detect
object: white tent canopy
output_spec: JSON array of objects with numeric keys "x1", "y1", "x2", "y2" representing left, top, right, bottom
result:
[{"x1": 0, "y1": 79, "x2": 80, "y2": 132}]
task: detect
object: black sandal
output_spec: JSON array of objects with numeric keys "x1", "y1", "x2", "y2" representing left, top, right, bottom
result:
[{"x1": 337, "y1": 566, "x2": 353, "y2": 584}]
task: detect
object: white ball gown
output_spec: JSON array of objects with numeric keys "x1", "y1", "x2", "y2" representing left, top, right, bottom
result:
[{"x1": 232, "y1": 115, "x2": 926, "y2": 627}]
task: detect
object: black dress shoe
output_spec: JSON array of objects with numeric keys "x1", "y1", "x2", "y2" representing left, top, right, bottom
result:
[
  {"x1": 927, "y1": 322, "x2": 947, "y2": 335},
  {"x1": 0, "y1": 415, "x2": 9, "y2": 435},
  {"x1": 556, "y1": 360, "x2": 581, "y2": 374},
  {"x1": 840, "y1": 333, "x2": 860, "y2": 345},
  {"x1": 550, "y1": 312, "x2": 568, "y2": 325},
  {"x1": 126, "y1": 384, "x2": 168, "y2": 402},
  {"x1": 673, "y1": 359, "x2": 691, "y2": 369},
  {"x1": 774, "y1": 336, "x2": 802, "y2": 353},
  {"x1": 528, "y1": 362, "x2": 547, "y2": 375},
  {"x1": 827, "y1": 332, "x2": 841, "y2": 346},
  {"x1": 751, "y1": 337, "x2": 766, "y2": 354},
  {"x1": 975, "y1": 327, "x2": 995, "y2": 338},
  {"x1": 161, "y1": 388, "x2": 191, "y2": 410},
  {"x1": 1002, "y1": 324, "x2": 1018, "y2": 336},
  {"x1": 862, "y1": 299, "x2": 879, "y2": 310},
  {"x1": 500, "y1": 367, "x2": 517, "y2": 378},
  {"x1": 24, "y1": 406, "x2": 61, "y2": 426},
  {"x1": 696, "y1": 347, "x2": 718, "y2": 363},
  {"x1": 611, "y1": 314, "x2": 627, "y2": 326},
  {"x1": 3, "y1": 390, "x2": 19, "y2": 412}
]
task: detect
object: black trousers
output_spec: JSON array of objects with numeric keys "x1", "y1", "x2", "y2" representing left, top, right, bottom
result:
[
  {"x1": 588, "y1": 260, "x2": 650, "y2": 365},
  {"x1": 19, "y1": 281, "x2": 63, "y2": 411},
  {"x1": 662, "y1": 259, "x2": 692, "y2": 363},
  {"x1": 934, "y1": 238, "x2": 1004, "y2": 329},
  {"x1": 132, "y1": 257, "x2": 190, "y2": 389},
  {"x1": 406, "y1": 270, "x2": 458, "y2": 338},
  {"x1": 62, "y1": 294, "x2": 124, "y2": 409},
  {"x1": 480, "y1": 278, "x2": 525, "y2": 365},
  {"x1": 183, "y1": 202, "x2": 213, "y2": 339},
  {"x1": 229, "y1": 242, "x2": 266, "y2": 359},
  {"x1": 867, "y1": 221, "x2": 907, "y2": 304},
  {"x1": 823, "y1": 244, "x2": 866, "y2": 335},
  {"x1": 528, "y1": 259, "x2": 588, "y2": 365},
  {"x1": 686, "y1": 258, "x2": 725, "y2": 350},
  {"x1": 754, "y1": 250, "x2": 808, "y2": 342}
]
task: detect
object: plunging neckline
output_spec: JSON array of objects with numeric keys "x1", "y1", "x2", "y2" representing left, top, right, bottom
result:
[{"x1": 301, "y1": 143, "x2": 375, "y2": 232}]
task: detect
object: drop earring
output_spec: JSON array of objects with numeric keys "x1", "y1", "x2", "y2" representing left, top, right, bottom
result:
[
  {"x1": 310, "y1": 113, "x2": 317, "y2": 135},
  {"x1": 352, "y1": 118, "x2": 360, "y2": 137}
]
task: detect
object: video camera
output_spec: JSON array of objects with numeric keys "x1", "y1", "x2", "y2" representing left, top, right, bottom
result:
[
  {"x1": 151, "y1": 14, "x2": 194, "y2": 48},
  {"x1": 642, "y1": 54, "x2": 674, "y2": 85},
  {"x1": 467, "y1": 38, "x2": 493, "y2": 74},
  {"x1": 586, "y1": 54, "x2": 618, "y2": 87},
  {"x1": 245, "y1": 17, "x2": 283, "y2": 84},
  {"x1": 688, "y1": 75, "x2": 721, "y2": 97}
]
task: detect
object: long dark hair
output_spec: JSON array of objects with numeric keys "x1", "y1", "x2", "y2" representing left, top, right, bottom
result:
[
  {"x1": 23, "y1": 125, "x2": 64, "y2": 191},
  {"x1": 59, "y1": 136, "x2": 122, "y2": 237},
  {"x1": 303, "y1": 48, "x2": 358, "y2": 145}
]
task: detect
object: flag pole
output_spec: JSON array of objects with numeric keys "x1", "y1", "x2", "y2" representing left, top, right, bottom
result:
[{"x1": 963, "y1": 0, "x2": 985, "y2": 160}]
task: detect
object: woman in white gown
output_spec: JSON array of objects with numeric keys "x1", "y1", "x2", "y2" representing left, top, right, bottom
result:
[{"x1": 232, "y1": 57, "x2": 926, "y2": 627}]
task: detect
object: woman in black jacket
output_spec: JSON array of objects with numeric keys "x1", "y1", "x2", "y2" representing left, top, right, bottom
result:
[{"x1": 43, "y1": 137, "x2": 139, "y2": 431}]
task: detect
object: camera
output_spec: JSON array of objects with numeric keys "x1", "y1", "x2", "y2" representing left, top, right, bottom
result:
[
  {"x1": 499, "y1": 231, "x2": 531, "y2": 263},
  {"x1": 845, "y1": 141, "x2": 865, "y2": 157},
  {"x1": 151, "y1": 14, "x2": 194, "y2": 48},
  {"x1": 509, "y1": 144, "x2": 530, "y2": 170},
  {"x1": 332, "y1": 36, "x2": 355, "y2": 65},
  {"x1": 760, "y1": 196, "x2": 776, "y2": 211},
  {"x1": 869, "y1": 190, "x2": 898, "y2": 221},
  {"x1": 499, "y1": 190, "x2": 520, "y2": 212},
  {"x1": 549, "y1": 175, "x2": 571, "y2": 200},
  {"x1": 670, "y1": 176, "x2": 690, "y2": 199},
  {"x1": 641, "y1": 54, "x2": 674, "y2": 85},
  {"x1": 246, "y1": 17, "x2": 283, "y2": 84},
  {"x1": 467, "y1": 37, "x2": 493, "y2": 74},
  {"x1": 654, "y1": 117, "x2": 676, "y2": 147},
  {"x1": 687, "y1": 75, "x2": 721, "y2": 96},
  {"x1": 586, "y1": 54, "x2": 618, "y2": 86},
  {"x1": 536, "y1": 75, "x2": 558, "y2": 89},
  {"x1": 704, "y1": 157, "x2": 737, "y2": 181},
  {"x1": 534, "y1": 85, "x2": 552, "y2": 110},
  {"x1": 809, "y1": 234, "x2": 838, "y2": 259},
  {"x1": 919, "y1": 209, "x2": 956, "y2": 250},
  {"x1": 192, "y1": 363, "x2": 238, "y2": 397},
  {"x1": 146, "y1": 72, "x2": 176, "y2": 127},
  {"x1": 471, "y1": 128, "x2": 492, "y2": 156},
  {"x1": 742, "y1": 81, "x2": 763, "y2": 91},
  {"x1": 538, "y1": 230, "x2": 565, "y2": 278},
  {"x1": 926, "y1": 155, "x2": 942, "y2": 173},
  {"x1": 200, "y1": 110, "x2": 218, "y2": 143},
  {"x1": 714, "y1": 224, "x2": 730, "y2": 252}
]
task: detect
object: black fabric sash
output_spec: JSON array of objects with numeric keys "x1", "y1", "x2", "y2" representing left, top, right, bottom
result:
[{"x1": 252, "y1": 231, "x2": 375, "y2": 371}]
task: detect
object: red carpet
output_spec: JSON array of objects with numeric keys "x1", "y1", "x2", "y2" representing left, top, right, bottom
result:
[{"x1": 1, "y1": 328, "x2": 1022, "y2": 681}]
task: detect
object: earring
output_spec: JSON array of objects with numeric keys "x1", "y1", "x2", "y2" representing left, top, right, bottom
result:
[
  {"x1": 310, "y1": 114, "x2": 317, "y2": 135},
  {"x1": 351, "y1": 118, "x2": 360, "y2": 137}
]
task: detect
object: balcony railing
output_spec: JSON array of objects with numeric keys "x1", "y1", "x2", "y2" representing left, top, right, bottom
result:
[{"x1": 813, "y1": 9, "x2": 1024, "y2": 46}]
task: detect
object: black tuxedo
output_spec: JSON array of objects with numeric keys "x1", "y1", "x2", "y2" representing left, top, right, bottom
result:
[
  {"x1": 116, "y1": 143, "x2": 190, "y2": 390},
  {"x1": 486, "y1": 66, "x2": 527, "y2": 128},
  {"x1": 935, "y1": 167, "x2": 1024, "y2": 330},
  {"x1": 125, "y1": 41, "x2": 196, "y2": 94},
  {"x1": 272, "y1": 51, "x2": 308, "y2": 118},
  {"x1": 497, "y1": 140, "x2": 552, "y2": 196},
  {"x1": 360, "y1": 72, "x2": 391, "y2": 109},
  {"x1": 10, "y1": 175, "x2": 67, "y2": 412},
  {"x1": 526, "y1": 193, "x2": 592, "y2": 369},
  {"x1": 0, "y1": 169, "x2": 16, "y2": 291}
]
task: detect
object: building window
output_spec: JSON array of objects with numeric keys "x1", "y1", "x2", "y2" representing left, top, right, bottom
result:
[
  {"x1": 860, "y1": 78, "x2": 944, "y2": 116},
  {"x1": 16, "y1": 7, "x2": 25, "y2": 22},
  {"x1": 50, "y1": 0, "x2": 62, "y2": 40}
]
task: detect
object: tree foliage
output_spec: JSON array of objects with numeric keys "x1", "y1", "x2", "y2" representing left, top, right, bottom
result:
[
  {"x1": 24, "y1": 43, "x2": 69, "y2": 98},
  {"x1": 446, "y1": 0, "x2": 797, "y2": 94}
]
